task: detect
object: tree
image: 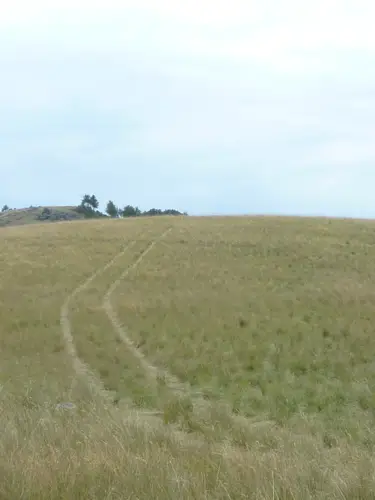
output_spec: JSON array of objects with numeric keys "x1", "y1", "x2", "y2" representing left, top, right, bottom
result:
[
  {"x1": 80, "y1": 194, "x2": 99, "y2": 210},
  {"x1": 106, "y1": 200, "x2": 119, "y2": 218},
  {"x1": 163, "y1": 209, "x2": 183, "y2": 216},
  {"x1": 76, "y1": 194, "x2": 104, "y2": 218},
  {"x1": 1, "y1": 205, "x2": 9, "y2": 212},
  {"x1": 120, "y1": 205, "x2": 141, "y2": 218},
  {"x1": 81, "y1": 194, "x2": 91, "y2": 207},
  {"x1": 90, "y1": 195, "x2": 99, "y2": 209},
  {"x1": 143, "y1": 208, "x2": 163, "y2": 216}
]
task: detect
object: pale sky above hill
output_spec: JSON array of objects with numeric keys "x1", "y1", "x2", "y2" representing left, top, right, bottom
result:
[{"x1": 1, "y1": 0, "x2": 375, "y2": 216}]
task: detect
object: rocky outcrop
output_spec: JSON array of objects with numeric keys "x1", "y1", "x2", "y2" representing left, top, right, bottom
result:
[{"x1": 36, "y1": 208, "x2": 81, "y2": 222}]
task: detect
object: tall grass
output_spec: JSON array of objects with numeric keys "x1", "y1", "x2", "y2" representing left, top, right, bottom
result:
[{"x1": 1, "y1": 216, "x2": 375, "y2": 498}]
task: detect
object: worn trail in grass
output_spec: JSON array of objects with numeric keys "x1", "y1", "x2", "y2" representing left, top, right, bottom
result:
[
  {"x1": 60, "y1": 239, "x2": 137, "y2": 404},
  {"x1": 68, "y1": 239, "x2": 165, "y2": 411}
]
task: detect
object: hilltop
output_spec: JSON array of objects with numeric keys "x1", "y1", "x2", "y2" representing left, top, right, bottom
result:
[
  {"x1": 1, "y1": 215, "x2": 375, "y2": 499},
  {"x1": 0, "y1": 195, "x2": 187, "y2": 227},
  {"x1": 0, "y1": 206, "x2": 84, "y2": 227}
]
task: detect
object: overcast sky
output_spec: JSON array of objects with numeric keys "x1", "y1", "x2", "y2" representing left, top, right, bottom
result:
[{"x1": 1, "y1": 0, "x2": 375, "y2": 216}]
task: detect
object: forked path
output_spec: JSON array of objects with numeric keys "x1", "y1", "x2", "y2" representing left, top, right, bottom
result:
[
  {"x1": 60, "y1": 227, "x2": 270, "y2": 443},
  {"x1": 60, "y1": 241, "x2": 136, "y2": 403}
]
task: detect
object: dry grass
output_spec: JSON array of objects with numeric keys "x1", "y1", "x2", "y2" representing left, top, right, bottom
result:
[{"x1": 1, "y1": 215, "x2": 375, "y2": 499}]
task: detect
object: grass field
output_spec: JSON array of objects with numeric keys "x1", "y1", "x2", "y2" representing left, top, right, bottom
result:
[{"x1": 2, "y1": 215, "x2": 375, "y2": 499}]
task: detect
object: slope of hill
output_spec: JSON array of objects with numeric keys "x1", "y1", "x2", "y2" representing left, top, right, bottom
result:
[
  {"x1": 1, "y1": 215, "x2": 375, "y2": 499},
  {"x1": 0, "y1": 206, "x2": 85, "y2": 227}
]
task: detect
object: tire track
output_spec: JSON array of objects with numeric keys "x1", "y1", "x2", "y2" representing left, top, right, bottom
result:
[
  {"x1": 103, "y1": 229, "x2": 210, "y2": 410},
  {"x1": 60, "y1": 240, "x2": 136, "y2": 403},
  {"x1": 102, "y1": 229, "x2": 182, "y2": 388},
  {"x1": 60, "y1": 226, "x2": 271, "y2": 448}
]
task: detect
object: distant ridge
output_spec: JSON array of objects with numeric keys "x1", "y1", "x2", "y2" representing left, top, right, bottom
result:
[{"x1": 0, "y1": 206, "x2": 84, "y2": 227}]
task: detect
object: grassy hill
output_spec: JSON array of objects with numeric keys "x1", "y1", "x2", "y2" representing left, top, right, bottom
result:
[
  {"x1": 1, "y1": 215, "x2": 375, "y2": 498},
  {"x1": 0, "y1": 206, "x2": 85, "y2": 227}
]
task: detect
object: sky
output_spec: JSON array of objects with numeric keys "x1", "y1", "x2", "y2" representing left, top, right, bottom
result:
[{"x1": 1, "y1": 0, "x2": 375, "y2": 217}]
